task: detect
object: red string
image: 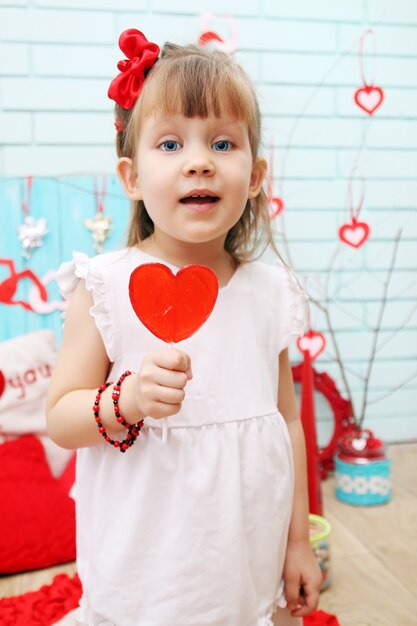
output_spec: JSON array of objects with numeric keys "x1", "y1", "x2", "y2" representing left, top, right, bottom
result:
[
  {"x1": 267, "y1": 143, "x2": 274, "y2": 201},
  {"x1": 93, "y1": 175, "x2": 107, "y2": 214},
  {"x1": 21, "y1": 176, "x2": 33, "y2": 217},
  {"x1": 348, "y1": 169, "x2": 365, "y2": 223},
  {"x1": 359, "y1": 29, "x2": 377, "y2": 88}
]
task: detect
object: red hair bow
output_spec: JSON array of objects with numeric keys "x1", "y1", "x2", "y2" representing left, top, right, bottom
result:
[{"x1": 108, "y1": 29, "x2": 160, "y2": 110}]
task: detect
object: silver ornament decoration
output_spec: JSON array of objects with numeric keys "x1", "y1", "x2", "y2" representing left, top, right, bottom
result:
[{"x1": 17, "y1": 215, "x2": 48, "y2": 260}]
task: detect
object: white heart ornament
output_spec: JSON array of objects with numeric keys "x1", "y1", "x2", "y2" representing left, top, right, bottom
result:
[{"x1": 352, "y1": 438, "x2": 367, "y2": 451}]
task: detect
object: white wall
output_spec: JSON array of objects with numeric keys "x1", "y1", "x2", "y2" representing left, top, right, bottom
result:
[{"x1": 1, "y1": 0, "x2": 417, "y2": 442}]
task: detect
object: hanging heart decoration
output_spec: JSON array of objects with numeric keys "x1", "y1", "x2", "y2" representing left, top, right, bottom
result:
[
  {"x1": 339, "y1": 219, "x2": 370, "y2": 248},
  {"x1": 129, "y1": 263, "x2": 219, "y2": 343},
  {"x1": 297, "y1": 329, "x2": 326, "y2": 360},
  {"x1": 339, "y1": 170, "x2": 370, "y2": 249},
  {"x1": 199, "y1": 31, "x2": 224, "y2": 46},
  {"x1": 270, "y1": 197, "x2": 284, "y2": 218},
  {"x1": 198, "y1": 13, "x2": 238, "y2": 54},
  {"x1": 354, "y1": 85, "x2": 384, "y2": 115},
  {"x1": 0, "y1": 370, "x2": 5, "y2": 399},
  {"x1": 353, "y1": 30, "x2": 384, "y2": 116},
  {"x1": 267, "y1": 143, "x2": 285, "y2": 220}
]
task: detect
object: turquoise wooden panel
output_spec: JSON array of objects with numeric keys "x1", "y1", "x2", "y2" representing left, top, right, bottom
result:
[{"x1": 0, "y1": 176, "x2": 130, "y2": 343}]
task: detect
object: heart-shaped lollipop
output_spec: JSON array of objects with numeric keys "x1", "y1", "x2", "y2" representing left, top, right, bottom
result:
[{"x1": 129, "y1": 263, "x2": 219, "y2": 343}]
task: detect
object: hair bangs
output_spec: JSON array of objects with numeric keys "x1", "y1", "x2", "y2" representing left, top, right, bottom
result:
[{"x1": 136, "y1": 50, "x2": 257, "y2": 150}]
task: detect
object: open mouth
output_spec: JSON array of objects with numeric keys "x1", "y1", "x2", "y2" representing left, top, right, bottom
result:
[{"x1": 180, "y1": 194, "x2": 219, "y2": 205}]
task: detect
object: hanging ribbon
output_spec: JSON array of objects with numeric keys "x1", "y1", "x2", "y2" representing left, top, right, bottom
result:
[
  {"x1": 267, "y1": 143, "x2": 284, "y2": 219},
  {"x1": 21, "y1": 175, "x2": 32, "y2": 217},
  {"x1": 354, "y1": 30, "x2": 384, "y2": 115},
  {"x1": 94, "y1": 175, "x2": 107, "y2": 215},
  {"x1": 84, "y1": 176, "x2": 112, "y2": 254},
  {"x1": 299, "y1": 348, "x2": 323, "y2": 516},
  {"x1": 338, "y1": 171, "x2": 370, "y2": 248},
  {"x1": 17, "y1": 177, "x2": 48, "y2": 260}
]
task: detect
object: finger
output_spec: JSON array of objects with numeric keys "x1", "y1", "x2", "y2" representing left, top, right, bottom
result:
[
  {"x1": 284, "y1": 579, "x2": 301, "y2": 612},
  {"x1": 303, "y1": 586, "x2": 320, "y2": 612},
  {"x1": 154, "y1": 369, "x2": 189, "y2": 390},
  {"x1": 154, "y1": 348, "x2": 192, "y2": 375},
  {"x1": 290, "y1": 589, "x2": 319, "y2": 618},
  {"x1": 149, "y1": 401, "x2": 182, "y2": 419},
  {"x1": 154, "y1": 386, "x2": 185, "y2": 405}
]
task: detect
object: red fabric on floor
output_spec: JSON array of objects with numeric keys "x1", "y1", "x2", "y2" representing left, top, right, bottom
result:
[
  {"x1": 0, "y1": 572, "x2": 339, "y2": 625},
  {"x1": 0, "y1": 574, "x2": 81, "y2": 626},
  {"x1": 303, "y1": 609, "x2": 340, "y2": 625}
]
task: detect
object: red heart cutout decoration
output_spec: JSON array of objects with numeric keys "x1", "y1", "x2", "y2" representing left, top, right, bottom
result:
[
  {"x1": 198, "y1": 31, "x2": 224, "y2": 46},
  {"x1": 269, "y1": 197, "x2": 284, "y2": 218},
  {"x1": 129, "y1": 263, "x2": 219, "y2": 343},
  {"x1": 297, "y1": 330, "x2": 326, "y2": 360},
  {"x1": 354, "y1": 85, "x2": 384, "y2": 115},
  {"x1": 339, "y1": 220, "x2": 370, "y2": 248},
  {"x1": 0, "y1": 370, "x2": 5, "y2": 399}
]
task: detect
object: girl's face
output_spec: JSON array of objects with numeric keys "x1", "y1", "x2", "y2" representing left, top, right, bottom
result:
[{"x1": 118, "y1": 113, "x2": 266, "y2": 255}]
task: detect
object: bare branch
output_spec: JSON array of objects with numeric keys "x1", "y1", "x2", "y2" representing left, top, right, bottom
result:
[
  {"x1": 358, "y1": 230, "x2": 402, "y2": 427},
  {"x1": 320, "y1": 351, "x2": 367, "y2": 383},
  {"x1": 309, "y1": 294, "x2": 357, "y2": 418}
]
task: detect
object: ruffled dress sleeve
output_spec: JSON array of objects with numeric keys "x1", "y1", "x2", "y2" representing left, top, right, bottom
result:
[
  {"x1": 276, "y1": 262, "x2": 310, "y2": 353},
  {"x1": 56, "y1": 251, "x2": 117, "y2": 363}
]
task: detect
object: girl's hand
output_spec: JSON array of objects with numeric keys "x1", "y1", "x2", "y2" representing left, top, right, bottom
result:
[
  {"x1": 135, "y1": 347, "x2": 193, "y2": 420},
  {"x1": 283, "y1": 538, "x2": 322, "y2": 618}
]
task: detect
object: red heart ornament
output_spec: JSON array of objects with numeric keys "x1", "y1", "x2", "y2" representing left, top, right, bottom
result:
[
  {"x1": 354, "y1": 85, "x2": 384, "y2": 115},
  {"x1": 199, "y1": 31, "x2": 224, "y2": 46},
  {"x1": 297, "y1": 330, "x2": 326, "y2": 360},
  {"x1": 339, "y1": 220, "x2": 370, "y2": 248},
  {"x1": 269, "y1": 197, "x2": 284, "y2": 218},
  {"x1": 129, "y1": 263, "x2": 219, "y2": 343},
  {"x1": 0, "y1": 370, "x2": 5, "y2": 398},
  {"x1": 339, "y1": 429, "x2": 385, "y2": 461}
]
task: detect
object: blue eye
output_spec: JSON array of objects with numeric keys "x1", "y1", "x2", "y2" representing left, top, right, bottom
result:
[
  {"x1": 160, "y1": 140, "x2": 180, "y2": 152},
  {"x1": 212, "y1": 140, "x2": 232, "y2": 152}
]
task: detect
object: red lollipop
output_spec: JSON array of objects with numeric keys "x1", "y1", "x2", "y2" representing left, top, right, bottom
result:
[{"x1": 129, "y1": 263, "x2": 219, "y2": 343}]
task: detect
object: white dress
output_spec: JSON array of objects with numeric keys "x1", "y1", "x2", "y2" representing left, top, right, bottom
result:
[{"x1": 57, "y1": 247, "x2": 308, "y2": 626}]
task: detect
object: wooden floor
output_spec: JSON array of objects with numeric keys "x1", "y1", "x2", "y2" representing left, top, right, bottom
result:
[
  {"x1": 1, "y1": 443, "x2": 417, "y2": 625},
  {"x1": 319, "y1": 442, "x2": 417, "y2": 625}
]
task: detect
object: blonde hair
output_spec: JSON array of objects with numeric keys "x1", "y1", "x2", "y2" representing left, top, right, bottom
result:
[{"x1": 115, "y1": 42, "x2": 276, "y2": 264}]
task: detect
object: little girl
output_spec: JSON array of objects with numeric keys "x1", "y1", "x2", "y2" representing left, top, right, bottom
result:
[{"x1": 47, "y1": 29, "x2": 322, "y2": 626}]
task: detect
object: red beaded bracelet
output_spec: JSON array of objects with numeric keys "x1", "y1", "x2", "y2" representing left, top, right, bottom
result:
[
  {"x1": 112, "y1": 370, "x2": 143, "y2": 431},
  {"x1": 93, "y1": 377, "x2": 143, "y2": 453}
]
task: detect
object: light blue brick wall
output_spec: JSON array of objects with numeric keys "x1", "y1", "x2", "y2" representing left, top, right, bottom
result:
[{"x1": 0, "y1": 0, "x2": 416, "y2": 442}]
